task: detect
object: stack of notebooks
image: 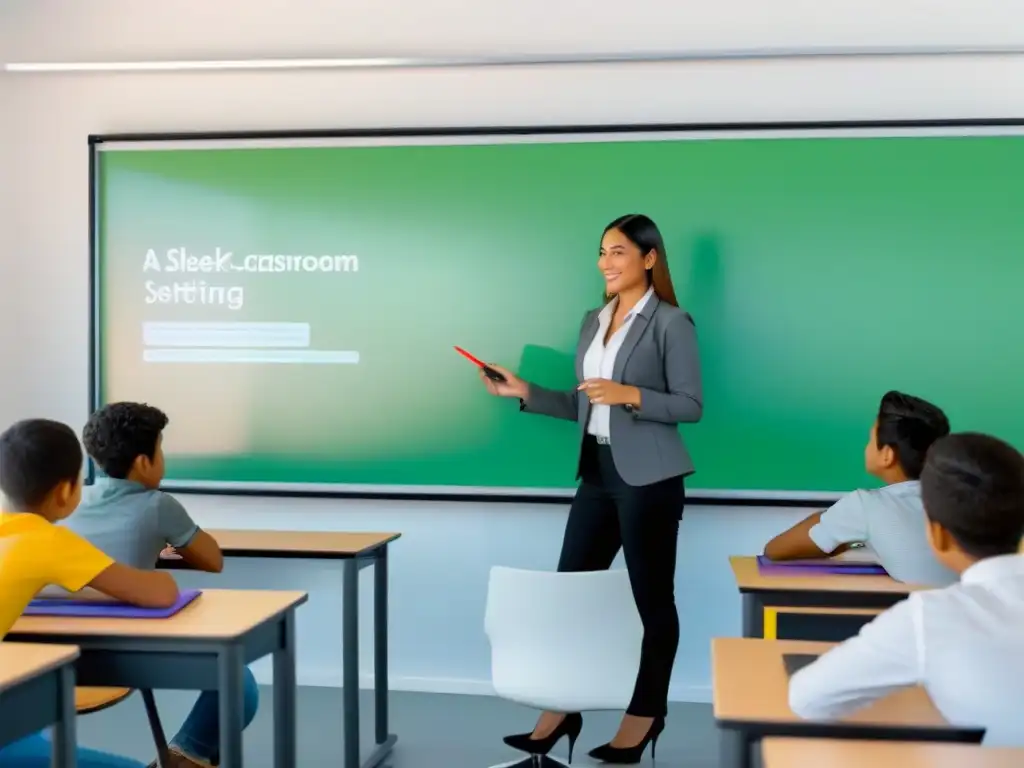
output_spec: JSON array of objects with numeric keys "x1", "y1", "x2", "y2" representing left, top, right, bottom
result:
[{"x1": 757, "y1": 549, "x2": 888, "y2": 576}]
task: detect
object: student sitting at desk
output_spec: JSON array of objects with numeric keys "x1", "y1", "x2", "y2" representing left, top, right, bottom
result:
[
  {"x1": 764, "y1": 391, "x2": 957, "y2": 586},
  {"x1": 0, "y1": 418, "x2": 179, "y2": 768},
  {"x1": 63, "y1": 402, "x2": 260, "y2": 768},
  {"x1": 789, "y1": 432, "x2": 1024, "y2": 746}
]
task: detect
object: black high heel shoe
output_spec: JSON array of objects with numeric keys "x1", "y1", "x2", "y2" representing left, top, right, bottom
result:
[
  {"x1": 587, "y1": 716, "x2": 665, "y2": 764},
  {"x1": 503, "y1": 712, "x2": 584, "y2": 763}
]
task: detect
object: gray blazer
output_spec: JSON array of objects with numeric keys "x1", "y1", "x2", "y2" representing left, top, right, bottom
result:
[{"x1": 523, "y1": 294, "x2": 702, "y2": 486}]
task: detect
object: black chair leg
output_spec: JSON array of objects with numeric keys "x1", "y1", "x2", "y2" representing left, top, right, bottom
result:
[{"x1": 141, "y1": 689, "x2": 172, "y2": 767}]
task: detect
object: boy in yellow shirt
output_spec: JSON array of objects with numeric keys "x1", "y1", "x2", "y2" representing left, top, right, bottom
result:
[{"x1": 0, "y1": 418, "x2": 179, "y2": 768}]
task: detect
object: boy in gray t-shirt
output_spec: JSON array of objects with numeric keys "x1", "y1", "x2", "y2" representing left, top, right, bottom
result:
[
  {"x1": 764, "y1": 391, "x2": 958, "y2": 587},
  {"x1": 66, "y1": 476, "x2": 201, "y2": 571},
  {"x1": 64, "y1": 402, "x2": 259, "y2": 768}
]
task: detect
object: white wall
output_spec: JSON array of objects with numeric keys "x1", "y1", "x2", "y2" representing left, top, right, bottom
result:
[
  {"x1": 3, "y1": 0, "x2": 1024, "y2": 701},
  {"x1": 0, "y1": 62, "x2": 17, "y2": 431}
]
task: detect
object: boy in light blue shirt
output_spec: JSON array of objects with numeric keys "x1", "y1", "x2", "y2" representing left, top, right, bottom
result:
[
  {"x1": 764, "y1": 391, "x2": 958, "y2": 586},
  {"x1": 65, "y1": 402, "x2": 259, "y2": 768}
]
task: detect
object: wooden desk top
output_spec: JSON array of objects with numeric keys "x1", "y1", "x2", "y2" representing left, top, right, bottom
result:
[
  {"x1": 0, "y1": 642, "x2": 79, "y2": 691},
  {"x1": 207, "y1": 530, "x2": 400, "y2": 558},
  {"x1": 712, "y1": 637, "x2": 947, "y2": 728},
  {"x1": 9, "y1": 589, "x2": 307, "y2": 641},
  {"x1": 762, "y1": 738, "x2": 1021, "y2": 767},
  {"x1": 730, "y1": 556, "x2": 921, "y2": 595}
]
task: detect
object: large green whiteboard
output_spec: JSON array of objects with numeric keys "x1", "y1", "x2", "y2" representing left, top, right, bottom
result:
[{"x1": 92, "y1": 124, "x2": 1024, "y2": 501}]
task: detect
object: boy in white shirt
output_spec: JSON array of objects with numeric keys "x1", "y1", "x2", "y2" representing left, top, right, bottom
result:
[
  {"x1": 789, "y1": 432, "x2": 1024, "y2": 746},
  {"x1": 764, "y1": 391, "x2": 957, "y2": 586}
]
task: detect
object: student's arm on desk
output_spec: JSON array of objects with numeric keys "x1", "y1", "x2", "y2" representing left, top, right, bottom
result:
[
  {"x1": 156, "y1": 493, "x2": 223, "y2": 573},
  {"x1": 789, "y1": 597, "x2": 920, "y2": 720},
  {"x1": 173, "y1": 530, "x2": 223, "y2": 573},
  {"x1": 48, "y1": 527, "x2": 179, "y2": 608},
  {"x1": 89, "y1": 563, "x2": 179, "y2": 608},
  {"x1": 764, "y1": 492, "x2": 866, "y2": 560}
]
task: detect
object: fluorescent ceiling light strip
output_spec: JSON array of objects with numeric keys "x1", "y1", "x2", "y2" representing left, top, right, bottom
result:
[{"x1": 5, "y1": 45, "x2": 1024, "y2": 73}]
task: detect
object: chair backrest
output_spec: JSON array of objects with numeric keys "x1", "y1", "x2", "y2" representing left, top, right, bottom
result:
[{"x1": 484, "y1": 566, "x2": 642, "y2": 712}]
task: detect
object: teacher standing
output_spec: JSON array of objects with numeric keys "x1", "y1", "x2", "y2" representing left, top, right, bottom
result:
[{"x1": 482, "y1": 214, "x2": 703, "y2": 764}]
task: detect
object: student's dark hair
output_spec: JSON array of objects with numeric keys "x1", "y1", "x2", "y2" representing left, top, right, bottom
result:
[
  {"x1": 603, "y1": 214, "x2": 679, "y2": 307},
  {"x1": 875, "y1": 391, "x2": 950, "y2": 479},
  {"x1": 83, "y1": 402, "x2": 168, "y2": 479},
  {"x1": 921, "y1": 432, "x2": 1024, "y2": 559},
  {"x1": 0, "y1": 419, "x2": 83, "y2": 509}
]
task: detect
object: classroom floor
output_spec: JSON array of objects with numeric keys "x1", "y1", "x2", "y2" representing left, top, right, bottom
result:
[{"x1": 76, "y1": 687, "x2": 721, "y2": 767}]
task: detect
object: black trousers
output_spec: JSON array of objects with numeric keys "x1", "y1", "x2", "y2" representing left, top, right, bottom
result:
[{"x1": 557, "y1": 436, "x2": 685, "y2": 718}]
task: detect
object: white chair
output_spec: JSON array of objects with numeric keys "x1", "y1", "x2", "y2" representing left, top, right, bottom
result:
[{"x1": 484, "y1": 566, "x2": 643, "y2": 768}]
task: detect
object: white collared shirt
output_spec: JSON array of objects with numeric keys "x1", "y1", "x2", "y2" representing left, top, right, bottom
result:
[
  {"x1": 582, "y1": 287, "x2": 655, "y2": 440},
  {"x1": 809, "y1": 481, "x2": 958, "y2": 587},
  {"x1": 789, "y1": 553, "x2": 1024, "y2": 746}
]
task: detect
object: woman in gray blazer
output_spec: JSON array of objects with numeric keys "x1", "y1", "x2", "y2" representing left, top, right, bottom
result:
[{"x1": 482, "y1": 214, "x2": 703, "y2": 764}]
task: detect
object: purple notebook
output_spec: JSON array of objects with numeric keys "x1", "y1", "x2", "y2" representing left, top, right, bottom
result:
[
  {"x1": 25, "y1": 589, "x2": 202, "y2": 618},
  {"x1": 756, "y1": 555, "x2": 887, "y2": 576}
]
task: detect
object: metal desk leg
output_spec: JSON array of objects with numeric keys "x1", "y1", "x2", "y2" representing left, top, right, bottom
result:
[
  {"x1": 719, "y1": 728, "x2": 753, "y2": 768},
  {"x1": 741, "y1": 593, "x2": 764, "y2": 638},
  {"x1": 141, "y1": 690, "x2": 171, "y2": 767},
  {"x1": 273, "y1": 610, "x2": 298, "y2": 768},
  {"x1": 361, "y1": 547, "x2": 397, "y2": 768},
  {"x1": 218, "y1": 644, "x2": 246, "y2": 768},
  {"x1": 52, "y1": 665, "x2": 77, "y2": 768},
  {"x1": 374, "y1": 548, "x2": 389, "y2": 745},
  {"x1": 342, "y1": 559, "x2": 360, "y2": 768}
]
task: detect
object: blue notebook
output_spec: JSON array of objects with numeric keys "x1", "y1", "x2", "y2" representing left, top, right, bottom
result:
[{"x1": 27, "y1": 589, "x2": 202, "y2": 618}]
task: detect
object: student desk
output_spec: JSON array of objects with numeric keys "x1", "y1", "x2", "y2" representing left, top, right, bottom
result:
[
  {"x1": 762, "y1": 738, "x2": 1022, "y2": 768},
  {"x1": 161, "y1": 529, "x2": 400, "y2": 768},
  {"x1": 8, "y1": 589, "x2": 306, "y2": 768},
  {"x1": 730, "y1": 556, "x2": 920, "y2": 639},
  {"x1": 0, "y1": 643, "x2": 79, "y2": 767},
  {"x1": 712, "y1": 637, "x2": 984, "y2": 768}
]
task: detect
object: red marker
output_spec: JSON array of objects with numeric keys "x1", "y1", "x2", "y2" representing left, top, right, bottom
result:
[
  {"x1": 454, "y1": 346, "x2": 507, "y2": 382},
  {"x1": 454, "y1": 346, "x2": 487, "y2": 368}
]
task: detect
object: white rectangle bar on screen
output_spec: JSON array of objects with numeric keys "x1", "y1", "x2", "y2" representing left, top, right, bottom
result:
[
  {"x1": 142, "y1": 322, "x2": 311, "y2": 348},
  {"x1": 143, "y1": 348, "x2": 359, "y2": 364}
]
